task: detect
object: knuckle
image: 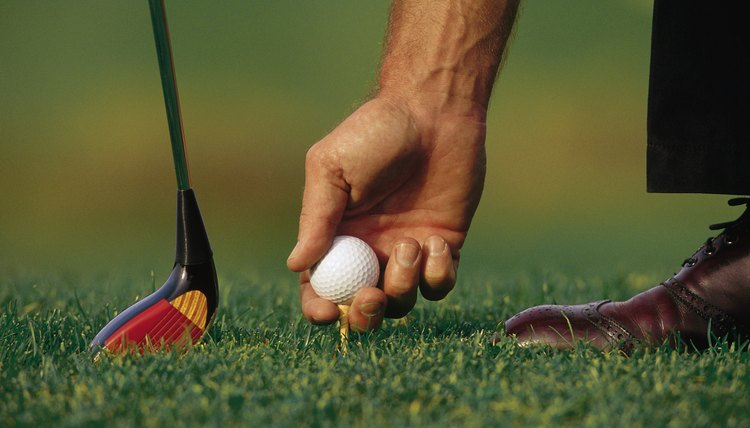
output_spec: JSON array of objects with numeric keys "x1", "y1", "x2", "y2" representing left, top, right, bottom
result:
[
  {"x1": 305, "y1": 143, "x2": 337, "y2": 172},
  {"x1": 304, "y1": 144, "x2": 322, "y2": 165}
]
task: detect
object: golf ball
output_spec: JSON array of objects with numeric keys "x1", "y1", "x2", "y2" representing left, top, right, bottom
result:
[{"x1": 309, "y1": 235, "x2": 379, "y2": 305}]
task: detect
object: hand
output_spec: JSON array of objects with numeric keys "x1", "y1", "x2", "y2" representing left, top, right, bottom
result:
[{"x1": 287, "y1": 94, "x2": 486, "y2": 332}]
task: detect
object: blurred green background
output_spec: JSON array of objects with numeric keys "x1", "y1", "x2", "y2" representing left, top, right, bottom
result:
[{"x1": 0, "y1": 1, "x2": 738, "y2": 283}]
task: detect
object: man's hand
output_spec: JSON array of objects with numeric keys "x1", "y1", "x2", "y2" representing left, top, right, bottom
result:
[
  {"x1": 287, "y1": 0, "x2": 519, "y2": 331},
  {"x1": 287, "y1": 95, "x2": 486, "y2": 331}
]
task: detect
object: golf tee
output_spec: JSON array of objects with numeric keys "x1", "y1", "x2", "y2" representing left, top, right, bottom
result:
[{"x1": 338, "y1": 304, "x2": 350, "y2": 354}]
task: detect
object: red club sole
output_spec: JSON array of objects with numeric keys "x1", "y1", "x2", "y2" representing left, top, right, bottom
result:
[{"x1": 103, "y1": 298, "x2": 204, "y2": 353}]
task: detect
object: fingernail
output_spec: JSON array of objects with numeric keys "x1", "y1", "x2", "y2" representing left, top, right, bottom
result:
[
  {"x1": 427, "y1": 236, "x2": 447, "y2": 256},
  {"x1": 396, "y1": 243, "x2": 420, "y2": 267},
  {"x1": 359, "y1": 302, "x2": 383, "y2": 317}
]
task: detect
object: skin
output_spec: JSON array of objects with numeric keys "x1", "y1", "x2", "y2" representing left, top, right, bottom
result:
[{"x1": 288, "y1": 0, "x2": 521, "y2": 332}]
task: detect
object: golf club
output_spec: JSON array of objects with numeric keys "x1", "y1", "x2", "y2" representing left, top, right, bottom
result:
[{"x1": 90, "y1": 0, "x2": 218, "y2": 355}]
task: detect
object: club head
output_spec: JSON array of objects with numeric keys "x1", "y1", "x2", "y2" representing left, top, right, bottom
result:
[{"x1": 90, "y1": 189, "x2": 218, "y2": 356}]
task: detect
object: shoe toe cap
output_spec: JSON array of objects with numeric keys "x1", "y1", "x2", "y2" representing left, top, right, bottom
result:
[{"x1": 498, "y1": 303, "x2": 615, "y2": 350}]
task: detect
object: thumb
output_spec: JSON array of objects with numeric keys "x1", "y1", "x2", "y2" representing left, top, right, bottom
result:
[{"x1": 287, "y1": 147, "x2": 349, "y2": 272}]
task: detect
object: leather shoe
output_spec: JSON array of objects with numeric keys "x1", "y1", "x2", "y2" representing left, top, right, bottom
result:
[{"x1": 499, "y1": 198, "x2": 750, "y2": 351}]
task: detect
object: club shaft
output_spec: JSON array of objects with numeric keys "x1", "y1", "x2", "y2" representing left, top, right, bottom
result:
[{"x1": 148, "y1": 0, "x2": 190, "y2": 191}]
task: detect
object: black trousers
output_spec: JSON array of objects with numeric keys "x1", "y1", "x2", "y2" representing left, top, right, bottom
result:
[{"x1": 647, "y1": 1, "x2": 750, "y2": 195}]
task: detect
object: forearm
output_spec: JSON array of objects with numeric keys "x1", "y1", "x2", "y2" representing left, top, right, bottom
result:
[{"x1": 379, "y1": 0, "x2": 520, "y2": 114}]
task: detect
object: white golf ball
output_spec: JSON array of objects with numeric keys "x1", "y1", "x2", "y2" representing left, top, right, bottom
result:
[{"x1": 309, "y1": 236, "x2": 379, "y2": 305}]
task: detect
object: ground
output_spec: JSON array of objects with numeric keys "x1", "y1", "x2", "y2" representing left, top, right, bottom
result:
[{"x1": 2, "y1": 266, "x2": 749, "y2": 427}]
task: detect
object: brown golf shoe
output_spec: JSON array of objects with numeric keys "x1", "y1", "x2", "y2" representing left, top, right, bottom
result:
[{"x1": 499, "y1": 198, "x2": 750, "y2": 351}]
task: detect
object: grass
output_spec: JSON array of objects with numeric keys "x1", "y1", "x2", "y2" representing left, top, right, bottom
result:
[{"x1": 2, "y1": 266, "x2": 749, "y2": 427}]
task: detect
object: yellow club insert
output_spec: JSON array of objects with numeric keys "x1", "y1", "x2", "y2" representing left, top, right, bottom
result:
[{"x1": 170, "y1": 290, "x2": 208, "y2": 329}]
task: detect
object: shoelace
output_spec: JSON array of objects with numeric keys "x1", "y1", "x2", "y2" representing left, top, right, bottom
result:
[
  {"x1": 682, "y1": 197, "x2": 750, "y2": 267},
  {"x1": 708, "y1": 197, "x2": 750, "y2": 231}
]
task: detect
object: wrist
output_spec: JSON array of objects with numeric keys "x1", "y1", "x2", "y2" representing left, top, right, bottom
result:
[
  {"x1": 379, "y1": 60, "x2": 495, "y2": 111},
  {"x1": 376, "y1": 85, "x2": 488, "y2": 131}
]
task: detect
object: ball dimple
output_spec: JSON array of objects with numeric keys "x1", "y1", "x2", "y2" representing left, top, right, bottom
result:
[{"x1": 309, "y1": 236, "x2": 379, "y2": 305}]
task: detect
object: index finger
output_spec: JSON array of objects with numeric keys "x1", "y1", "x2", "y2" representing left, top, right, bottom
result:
[{"x1": 287, "y1": 145, "x2": 349, "y2": 272}]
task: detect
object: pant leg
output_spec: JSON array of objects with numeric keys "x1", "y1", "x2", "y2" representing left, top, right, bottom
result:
[{"x1": 647, "y1": 1, "x2": 750, "y2": 195}]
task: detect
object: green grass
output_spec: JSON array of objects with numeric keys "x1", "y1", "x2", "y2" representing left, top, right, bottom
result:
[{"x1": 2, "y1": 267, "x2": 749, "y2": 427}]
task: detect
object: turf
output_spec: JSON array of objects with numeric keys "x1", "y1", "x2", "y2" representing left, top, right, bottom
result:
[{"x1": 2, "y1": 268, "x2": 749, "y2": 427}]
